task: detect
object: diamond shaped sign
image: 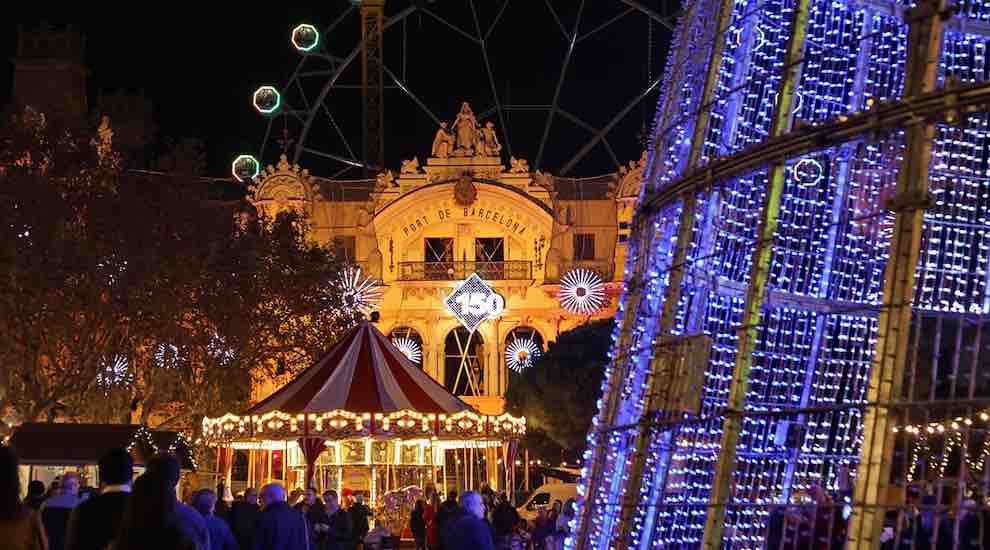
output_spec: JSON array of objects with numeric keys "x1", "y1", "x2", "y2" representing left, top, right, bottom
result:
[{"x1": 445, "y1": 273, "x2": 505, "y2": 332}]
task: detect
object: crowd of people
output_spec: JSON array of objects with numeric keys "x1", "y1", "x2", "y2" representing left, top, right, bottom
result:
[
  {"x1": 408, "y1": 486, "x2": 576, "y2": 550},
  {"x1": 0, "y1": 446, "x2": 387, "y2": 550}
]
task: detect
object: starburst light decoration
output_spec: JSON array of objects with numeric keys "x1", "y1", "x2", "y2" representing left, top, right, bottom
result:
[
  {"x1": 558, "y1": 268, "x2": 605, "y2": 315},
  {"x1": 339, "y1": 266, "x2": 383, "y2": 314},
  {"x1": 391, "y1": 337, "x2": 422, "y2": 365},
  {"x1": 505, "y1": 338, "x2": 540, "y2": 373}
]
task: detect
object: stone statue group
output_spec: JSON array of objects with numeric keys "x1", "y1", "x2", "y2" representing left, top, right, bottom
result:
[{"x1": 431, "y1": 102, "x2": 501, "y2": 158}]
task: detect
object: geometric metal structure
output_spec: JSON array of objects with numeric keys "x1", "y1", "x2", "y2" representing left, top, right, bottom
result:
[
  {"x1": 242, "y1": 2, "x2": 679, "y2": 178},
  {"x1": 572, "y1": 0, "x2": 990, "y2": 548}
]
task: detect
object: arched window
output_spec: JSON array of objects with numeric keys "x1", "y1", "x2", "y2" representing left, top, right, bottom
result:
[
  {"x1": 444, "y1": 327, "x2": 485, "y2": 396},
  {"x1": 504, "y1": 327, "x2": 545, "y2": 373},
  {"x1": 389, "y1": 327, "x2": 424, "y2": 367}
]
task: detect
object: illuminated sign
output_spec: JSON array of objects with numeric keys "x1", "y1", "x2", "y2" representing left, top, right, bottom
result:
[{"x1": 444, "y1": 273, "x2": 505, "y2": 332}]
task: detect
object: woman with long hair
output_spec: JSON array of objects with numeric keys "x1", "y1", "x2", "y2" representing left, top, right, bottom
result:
[
  {"x1": 0, "y1": 446, "x2": 48, "y2": 550},
  {"x1": 110, "y1": 473, "x2": 197, "y2": 550}
]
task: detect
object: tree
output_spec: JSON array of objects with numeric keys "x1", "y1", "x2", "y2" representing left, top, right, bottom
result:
[
  {"x1": 505, "y1": 319, "x2": 614, "y2": 462},
  {"x1": 0, "y1": 109, "x2": 358, "y2": 431}
]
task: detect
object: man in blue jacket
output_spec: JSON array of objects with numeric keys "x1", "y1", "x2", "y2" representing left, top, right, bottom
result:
[
  {"x1": 254, "y1": 483, "x2": 310, "y2": 550},
  {"x1": 444, "y1": 491, "x2": 494, "y2": 550}
]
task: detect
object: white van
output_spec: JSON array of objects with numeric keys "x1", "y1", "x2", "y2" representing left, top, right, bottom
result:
[{"x1": 517, "y1": 483, "x2": 579, "y2": 521}]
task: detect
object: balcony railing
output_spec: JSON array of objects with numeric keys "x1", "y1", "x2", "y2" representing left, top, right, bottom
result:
[
  {"x1": 554, "y1": 260, "x2": 616, "y2": 281},
  {"x1": 398, "y1": 261, "x2": 533, "y2": 281}
]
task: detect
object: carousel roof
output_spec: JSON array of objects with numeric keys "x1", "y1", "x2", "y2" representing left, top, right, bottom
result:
[{"x1": 247, "y1": 320, "x2": 469, "y2": 416}]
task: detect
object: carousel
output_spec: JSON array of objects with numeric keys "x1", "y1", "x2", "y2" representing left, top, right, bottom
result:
[{"x1": 202, "y1": 320, "x2": 525, "y2": 515}]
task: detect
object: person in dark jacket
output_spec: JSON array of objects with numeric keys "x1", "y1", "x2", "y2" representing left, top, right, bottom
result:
[
  {"x1": 444, "y1": 492, "x2": 493, "y2": 550},
  {"x1": 66, "y1": 448, "x2": 133, "y2": 550},
  {"x1": 41, "y1": 471, "x2": 80, "y2": 550},
  {"x1": 191, "y1": 489, "x2": 238, "y2": 550},
  {"x1": 254, "y1": 483, "x2": 309, "y2": 550},
  {"x1": 145, "y1": 453, "x2": 210, "y2": 550},
  {"x1": 347, "y1": 493, "x2": 371, "y2": 547},
  {"x1": 228, "y1": 488, "x2": 260, "y2": 550},
  {"x1": 491, "y1": 497, "x2": 518, "y2": 547},
  {"x1": 434, "y1": 491, "x2": 459, "y2": 550},
  {"x1": 323, "y1": 490, "x2": 352, "y2": 550},
  {"x1": 111, "y1": 472, "x2": 197, "y2": 550},
  {"x1": 25, "y1": 481, "x2": 46, "y2": 511},
  {"x1": 410, "y1": 500, "x2": 427, "y2": 550},
  {"x1": 294, "y1": 488, "x2": 328, "y2": 548}
]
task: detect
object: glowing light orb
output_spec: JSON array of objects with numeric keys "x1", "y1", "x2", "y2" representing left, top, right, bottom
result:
[
  {"x1": 558, "y1": 268, "x2": 606, "y2": 315},
  {"x1": 792, "y1": 158, "x2": 823, "y2": 186},
  {"x1": 505, "y1": 338, "x2": 541, "y2": 372},
  {"x1": 339, "y1": 266, "x2": 383, "y2": 314},
  {"x1": 391, "y1": 337, "x2": 422, "y2": 364},
  {"x1": 291, "y1": 24, "x2": 320, "y2": 52},
  {"x1": 253, "y1": 86, "x2": 281, "y2": 115},
  {"x1": 231, "y1": 154, "x2": 260, "y2": 182},
  {"x1": 774, "y1": 90, "x2": 803, "y2": 114}
]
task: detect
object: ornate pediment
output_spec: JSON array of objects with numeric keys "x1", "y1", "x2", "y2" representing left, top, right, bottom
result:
[
  {"x1": 612, "y1": 150, "x2": 648, "y2": 200},
  {"x1": 248, "y1": 154, "x2": 316, "y2": 215}
]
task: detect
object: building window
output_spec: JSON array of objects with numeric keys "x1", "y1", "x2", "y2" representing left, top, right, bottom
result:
[
  {"x1": 475, "y1": 238, "x2": 504, "y2": 279},
  {"x1": 618, "y1": 234, "x2": 629, "y2": 243},
  {"x1": 573, "y1": 233, "x2": 596, "y2": 260},
  {"x1": 444, "y1": 327, "x2": 485, "y2": 396},
  {"x1": 333, "y1": 236, "x2": 357, "y2": 263},
  {"x1": 425, "y1": 238, "x2": 454, "y2": 262}
]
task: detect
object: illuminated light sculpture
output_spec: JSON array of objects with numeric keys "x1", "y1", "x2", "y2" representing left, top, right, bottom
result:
[
  {"x1": 558, "y1": 268, "x2": 605, "y2": 315},
  {"x1": 505, "y1": 338, "x2": 541, "y2": 373},
  {"x1": 391, "y1": 337, "x2": 422, "y2": 365},
  {"x1": 231, "y1": 154, "x2": 260, "y2": 182},
  {"x1": 252, "y1": 85, "x2": 281, "y2": 115},
  {"x1": 291, "y1": 23, "x2": 320, "y2": 52},
  {"x1": 339, "y1": 266, "x2": 383, "y2": 315},
  {"x1": 444, "y1": 273, "x2": 505, "y2": 332},
  {"x1": 572, "y1": 0, "x2": 990, "y2": 548}
]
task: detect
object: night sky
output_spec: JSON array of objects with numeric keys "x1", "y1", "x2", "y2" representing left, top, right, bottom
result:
[{"x1": 1, "y1": 2, "x2": 672, "y2": 178}]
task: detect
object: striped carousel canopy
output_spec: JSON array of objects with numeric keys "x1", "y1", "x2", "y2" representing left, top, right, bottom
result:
[{"x1": 247, "y1": 320, "x2": 469, "y2": 415}]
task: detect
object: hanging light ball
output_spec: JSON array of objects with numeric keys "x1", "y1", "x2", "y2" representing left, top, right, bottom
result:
[
  {"x1": 231, "y1": 154, "x2": 260, "y2": 182},
  {"x1": 291, "y1": 24, "x2": 320, "y2": 52},
  {"x1": 252, "y1": 86, "x2": 281, "y2": 115},
  {"x1": 792, "y1": 158, "x2": 823, "y2": 187},
  {"x1": 505, "y1": 338, "x2": 541, "y2": 373},
  {"x1": 559, "y1": 268, "x2": 606, "y2": 315}
]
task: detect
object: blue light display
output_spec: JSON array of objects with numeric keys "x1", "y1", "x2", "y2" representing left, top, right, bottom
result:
[{"x1": 571, "y1": 0, "x2": 990, "y2": 548}]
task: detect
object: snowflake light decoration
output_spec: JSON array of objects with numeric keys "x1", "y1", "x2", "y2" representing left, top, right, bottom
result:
[
  {"x1": 391, "y1": 337, "x2": 422, "y2": 365},
  {"x1": 558, "y1": 268, "x2": 606, "y2": 315},
  {"x1": 340, "y1": 266, "x2": 383, "y2": 314},
  {"x1": 505, "y1": 338, "x2": 541, "y2": 372}
]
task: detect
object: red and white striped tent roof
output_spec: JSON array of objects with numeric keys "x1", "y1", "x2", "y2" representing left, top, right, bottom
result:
[{"x1": 247, "y1": 321, "x2": 470, "y2": 415}]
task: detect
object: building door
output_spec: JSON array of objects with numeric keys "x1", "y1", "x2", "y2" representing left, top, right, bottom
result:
[
  {"x1": 444, "y1": 327, "x2": 485, "y2": 396},
  {"x1": 425, "y1": 237, "x2": 454, "y2": 280},
  {"x1": 475, "y1": 237, "x2": 504, "y2": 280}
]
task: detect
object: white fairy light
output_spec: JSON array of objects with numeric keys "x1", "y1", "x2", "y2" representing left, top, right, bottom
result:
[
  {"x1": 558, "y1": 268, "x2": 606, "y2": 315},
  {"x1": 505, "y1": 338, "x2": 541, "y2": 372},
  {"x1": 391, "y1": 337, "x2": 422, "y2": 365},
  {"x1": 339, "y1": 266, "x2": 383, "y2": 314}
]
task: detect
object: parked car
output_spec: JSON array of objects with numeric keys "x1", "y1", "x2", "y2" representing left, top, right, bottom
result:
[{"x1": 517, "y1": 483, "x2": 578, "y2": 521}]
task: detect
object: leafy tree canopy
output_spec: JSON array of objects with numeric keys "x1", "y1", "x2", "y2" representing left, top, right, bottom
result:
[
  {"x1": 0, "y1": 108, "x2": 358, "y2": 432},
  {"x1": 505, "y1": 319, "x2": 614, "y2": 462}
]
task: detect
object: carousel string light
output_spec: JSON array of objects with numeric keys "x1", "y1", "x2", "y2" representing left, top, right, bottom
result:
[
  {"x1": 558, "y1": 268, "x2": 606, "y2": 315},
  {"x1": 339, "y1": 266, "x2": 383, "y2": 314},
  {"x1": 505, "y1": 337, "x2": 541, "y2": 372},
  {"x1": 391, "y1": 337, "x2": 422, "y2": 364}
]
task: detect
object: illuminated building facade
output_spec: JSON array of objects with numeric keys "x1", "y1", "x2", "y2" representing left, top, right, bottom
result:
[
  {"x1": 247, "y1": 101, "x2": 644, "y2": 415},
  {"x1": 573, "y1": 0, "x2": 990, "y2": 548}
]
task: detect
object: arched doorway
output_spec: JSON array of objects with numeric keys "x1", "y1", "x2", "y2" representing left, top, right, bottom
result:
[
  {"x1": 444, "y1": 327, "x2": 485, "y2": 396},
  {"x1": 389, "y1": 327, "x2": 424, "y2": 367},
  {"x1": 504, "y1": 327, "x2": 545, "y2": 373}
]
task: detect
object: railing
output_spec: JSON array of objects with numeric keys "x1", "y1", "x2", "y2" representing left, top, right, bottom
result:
[
  {"x1": 554, "y1": 260, "x2": 616, "y2": 281},
  {"x1": 398, "y1": 261, "x2": 532, "y2": 281}
]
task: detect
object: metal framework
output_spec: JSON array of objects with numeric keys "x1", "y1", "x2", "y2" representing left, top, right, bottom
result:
[
  {"x1": 248, "y1": 1, "x2": 679, "y2": 177},
  {"x1": 572, "y1": 0, "x2": 990, "y2": 548}
]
